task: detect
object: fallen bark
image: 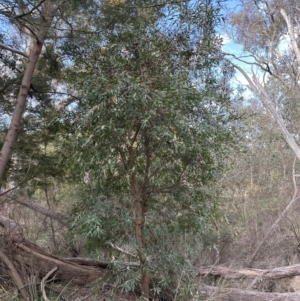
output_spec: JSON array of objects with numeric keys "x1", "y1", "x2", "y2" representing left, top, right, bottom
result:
[
  {"x1": 198, "y1": 264, "x2": 300, "y2": 280},
  {"x1": 201, "y1": 286, "x2": 300, "y2": 301}
]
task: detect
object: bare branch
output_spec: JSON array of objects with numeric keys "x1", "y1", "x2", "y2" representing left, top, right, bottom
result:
[
  {"x1": 0, "y1": 248, "x2": 29, "y2": 300},
  {"x1": 0, "y1": 192, "x2": 69, "y2": 227},
  {"x1": 198, "y1": 264, "x2": 294, "y2": 280},
  {"x1": 15, "y1": 0, "x2": 46, "y2": 19},
  {"x1": 41, "y1": 267, "x2": 58, "y2": 301},
  {"x1": 225, "y1": 53, "x2": 290, "y2": 89},
  {"x1": 107, "y1": 242, "x2": 138, "y2": 259},
  {"x1": 280, "y1": 9, "x2": 300, "y2": 80},
  {"x1": 0, "y1": 43, "x2": 28, "y2": 58},
  {"x1": 232, "y1": 62, "x2": 300, "y2": 161}
]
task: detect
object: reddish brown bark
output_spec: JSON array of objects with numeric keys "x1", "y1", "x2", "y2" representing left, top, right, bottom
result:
[
  {"x1": 0, "y1": 1, "x2": 57, "y2": 184},
  {"x1": 127, "y1": 124, "x2": 150, "y2": 299}
]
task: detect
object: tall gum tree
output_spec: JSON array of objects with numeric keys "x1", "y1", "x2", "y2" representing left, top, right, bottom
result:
[
  {"x1": 227, "y1": 0, "x2": 300, "y2": 161},
  {"x1": 62, "y1": 0, "x2": 235, "y2": 298},
  {"x1": 227, "y1": 0, "x2": 300, "y2": 265}
]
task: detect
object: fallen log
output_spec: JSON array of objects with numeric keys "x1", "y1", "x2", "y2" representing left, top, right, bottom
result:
[
  {"x1": 0, "y1": 215, "x2": 108, "y2": 285},
  {"x1": 201, "y1": 286, "x2": 300, "y2": 301},
  {"x1": 198, "y1": 264, "x2": 300, "y2": 280},
  {"x1": 13, "y1": 241, "x2": 108, "y2": 285}
]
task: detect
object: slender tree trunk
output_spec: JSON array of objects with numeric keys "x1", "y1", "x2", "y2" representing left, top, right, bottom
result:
[
  {"x1": 0, "y1": 1, "x2": 57, "y2": 184},
  {"x1": 128, "y1": 139, "x2": 150, "y2": 299},
  {"x1": 133, "y1": 176, "x2": 150, "y2": 299}
]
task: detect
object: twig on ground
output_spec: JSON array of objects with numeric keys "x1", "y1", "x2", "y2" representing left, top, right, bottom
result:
[{"x1": 41, "y1": 267, "x2": 58, "y2": 301}]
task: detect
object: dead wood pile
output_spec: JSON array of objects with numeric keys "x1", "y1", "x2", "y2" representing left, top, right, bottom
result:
[
  {"x1": 2, "y1": 192, "x2": 300, "y2": 300},
  {"x1": 0, "y1": 215, "x2": 108, "y2": 286}
]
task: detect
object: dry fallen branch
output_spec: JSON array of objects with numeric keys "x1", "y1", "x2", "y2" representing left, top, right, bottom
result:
[
  {"x1": 0, "y1": 248, "x2": 29, "y2": 300},
  {"x1": 0, "y1": 192, "x2": 69, "y2": 227},
  {"x1": 201, "y1": 285, "x2": 300, "y2": 301},
  {"x1": 0, "y1": 215, "x2": 24, "y2": 243},
  {"x1": 198, "y1": 264, "x2": 300, "y2": 280},
  {"x1": 41, "y1": 267, "x2": 58, "y2": 301},
  {"x1": 0, "y1": 215, "x2": 108, "y2": 285},
  {"x1": 15, "y1": 242, "x2": 108, "y2": 285}
]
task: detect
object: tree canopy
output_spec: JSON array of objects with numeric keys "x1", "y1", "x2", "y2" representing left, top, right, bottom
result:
[{"x1": 0, "y1": 0, "x2": 236, "y2": 299}]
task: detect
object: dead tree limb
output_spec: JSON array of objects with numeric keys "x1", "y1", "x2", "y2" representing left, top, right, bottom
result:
[
  {"x1": 0, "y1": 248, "x2": 29, "y2": 300},
  {"x1": 41, "y1": 267, "x2": 58, "y2": 301},
  {"x1": 0, "y1": 215, "x2": 24, "y2": 243},
  {"x1": 0, "y1": 215, "x2": 108, "y2": 285},
  {"x1": 107, "y1": 242, "x2": 138, "y2": 259},
  {"x1": 0, "y1": 192, "x2": 69, "y2": 227},
  {"x1": 14, "y1": 242, "x2": 108, "y2": 285},
  {"x1": 198, "y1": 264, "x2": 300, "y2": 280},
  {"x1": 0, "y1": 43, "x2": 28, "y2": 58},
  {"x1": 201, "y1": 286, "x2": 300, "y2": 301}
]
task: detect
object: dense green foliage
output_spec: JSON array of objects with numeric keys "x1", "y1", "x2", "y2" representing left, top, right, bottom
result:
[
  {"x1": 0, "y1": 0, "x2": 236, "y2": 298},
  {"x1": 58, "y1": 0, "x2": 235, "y2": 296},
  {"x1": 3, "y1": 1, "x2": 300, "y2": 299}
]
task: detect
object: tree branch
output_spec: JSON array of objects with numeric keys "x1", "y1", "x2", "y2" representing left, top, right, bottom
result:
[
  {"x1": 280, "y1": 9, "x2": 300, "y2": 80},
  {"x1": 107, "y1": 242, "x2": 138, "y2": 259},
  {"x1": 0, "y1": 192, "x2": 69, "y2": 227},
  {"x1": 15, "y1": 0, "x2": 46, "y2": 19},
  {"x1": 198, "y1": 263, "x2": 300, "y2": 280},
  {"x1": 231, "y1": 62, "x2": 300, "y2": 161},
  {"x1": 0, "y1": 43, "x2": 28, "y2": 58},
  {"x1": 41, "y1": 267, "x2": 58, "y2": 301}
]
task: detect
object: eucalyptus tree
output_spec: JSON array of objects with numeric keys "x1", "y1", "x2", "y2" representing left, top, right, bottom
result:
[
  {"x1": 225, "y1": 0, "x2": 300, "y2": 266},
  {"x1": 61, "y1": 0, "x2": 234, "y2": 298},
  {"x1": 227, "y1": 0, "x2": 300, "y2": 160}
]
